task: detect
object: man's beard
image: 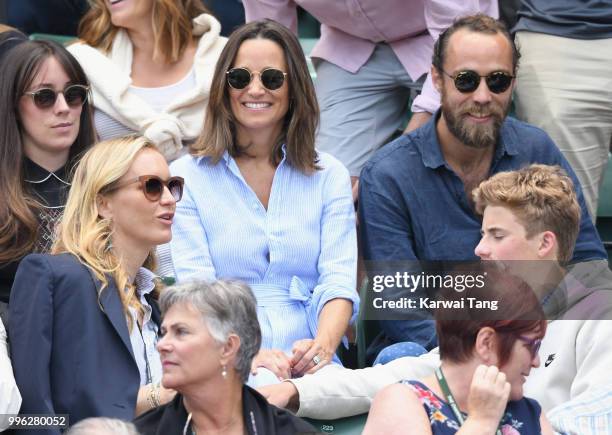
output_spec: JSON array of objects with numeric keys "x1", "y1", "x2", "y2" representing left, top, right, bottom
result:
[{"x1": 442, "y1": 93, "x2": 509, "y2": 149}]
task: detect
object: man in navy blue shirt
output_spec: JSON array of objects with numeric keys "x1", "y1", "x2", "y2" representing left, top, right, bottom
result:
[{"x1": 359, "y1": 14, "x2": 607, "y2": 362}]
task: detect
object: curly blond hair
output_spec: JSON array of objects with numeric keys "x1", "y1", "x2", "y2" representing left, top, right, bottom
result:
[{"x1": 473, "y1": 164, "x2": 580, "y2": 264}]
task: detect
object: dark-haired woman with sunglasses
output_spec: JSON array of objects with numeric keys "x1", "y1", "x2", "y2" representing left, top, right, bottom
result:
[
  {"x1": 9, "y1": 136, "x2": 183, "y2": 431},
  {"x1": 167, "y1": 19, "x2": 359, "y2": 386},
  {"x1": 0, "y1": 40, "x2": 96, "y2": 322}
]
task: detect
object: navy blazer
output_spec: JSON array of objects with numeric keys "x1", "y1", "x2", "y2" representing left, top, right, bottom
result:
[{"x1": 9, "y1": 253, "x2": 160, "y2": 435}]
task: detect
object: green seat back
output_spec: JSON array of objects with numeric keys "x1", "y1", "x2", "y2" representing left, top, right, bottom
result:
[
  {"x1": 304, "y1": 413, "x2": 367, "y2": 435},
  {"x1": 597, "y1": 154, "x2": 612, "y2": 218},
  {"x1": 29, "y1": 33, "x2": 77, "y2": 45},
  {"x1": 596, "y1": 154, "x2": 612, "y2": 267}
]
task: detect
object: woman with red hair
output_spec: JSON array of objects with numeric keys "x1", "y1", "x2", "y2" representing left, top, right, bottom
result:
[{"x1": 364, "y1": 267, "x2": 555, "y2": 435}]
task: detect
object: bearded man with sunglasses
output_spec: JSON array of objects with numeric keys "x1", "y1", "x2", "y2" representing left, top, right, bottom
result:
[{"x1": 357, "y1": 13, "x2": 607, "y2": 364}]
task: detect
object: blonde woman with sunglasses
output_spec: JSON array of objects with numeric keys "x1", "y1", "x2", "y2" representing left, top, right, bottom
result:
[
  {"x1": 0, "y1": 40, "x2": 96, "y2": 320},
  {"x1": 68, "y1": 0, "x2": 226, "y2": 161},
  {"x1": 9, "y1": 136, "x2": 184, "y2": 431}
]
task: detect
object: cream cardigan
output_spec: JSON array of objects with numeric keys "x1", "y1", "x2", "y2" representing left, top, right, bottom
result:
[{"x1": 68, "y1": 14, "x2": 226, "y2": 160}]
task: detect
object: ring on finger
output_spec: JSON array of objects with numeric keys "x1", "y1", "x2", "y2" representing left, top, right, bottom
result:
[{"x1": 312, "y1": 355, "x2": 322, "y2": 365}]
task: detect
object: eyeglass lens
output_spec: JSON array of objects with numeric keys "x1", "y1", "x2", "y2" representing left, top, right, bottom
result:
[
  {"x1": 32, "y1": 85, "x2": 88, "y2": 109},
  {"x1": 144, "y1": 178, "x2": 183, "y2": 202},
  {"x1": 453, "y1": 71, "x2": 513, "y2": 94},
  {"x1": 227, "y1": 68, "x2": 285, "y2": 91},
  {"x1": 518, "y1": 336, "x2": 542, "y2": 359}
]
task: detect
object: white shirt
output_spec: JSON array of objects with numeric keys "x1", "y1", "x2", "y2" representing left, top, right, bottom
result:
[{"x1": 127, "y1": 268, "x2": 162, "y2": 385}]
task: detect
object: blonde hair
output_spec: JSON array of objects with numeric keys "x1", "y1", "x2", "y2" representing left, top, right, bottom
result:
[
  {"x1": 78, "y1": 0, "x2": 207, "y2": 63},
  {"x1": 473, "y1": 164, "x2": 581, "y2": 264},
  {"x1": 0, "y1": 24, "x2": 18, "y2": 33},
  {"x1": 52, "y1": 136, "x2": 160, "y2": 327}
]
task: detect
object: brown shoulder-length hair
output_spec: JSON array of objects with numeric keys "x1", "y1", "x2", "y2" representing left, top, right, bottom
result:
[
  {"x1": 191, "y1": 19, "x2": 320, "y2": 174},
  {"x1": 0, "y1": 40, "x2": 95, "y2": 263},
  {"x1": 78, "y1": 0, "x2": 207, "y2": 63}
]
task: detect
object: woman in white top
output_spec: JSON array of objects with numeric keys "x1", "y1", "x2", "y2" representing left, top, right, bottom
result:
[{"x1": 68, "y1": 0, "x2": 226, "y2": 160}]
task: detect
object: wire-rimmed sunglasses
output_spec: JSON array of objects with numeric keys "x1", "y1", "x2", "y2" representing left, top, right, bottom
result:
[
  {"x1": 226, "y1": 67, "x2": 287, "y2": 91},
  {"x1": 23, "y1": 84, "x2": 90, "y2": 109},
  {"x1": 442, "y1": 70, "x2": 514, "y2": 94},
  {"x1": 106, "y1": 175, "x2": 185, "y2": 202},
  {"x1": 517, "y1": 335, "x2": 542, "y2": 360}
]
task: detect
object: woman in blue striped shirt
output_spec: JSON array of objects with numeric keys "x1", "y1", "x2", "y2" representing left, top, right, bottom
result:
[{"x1": 168, "y1": 19, "x2": 359, "y2": 385}]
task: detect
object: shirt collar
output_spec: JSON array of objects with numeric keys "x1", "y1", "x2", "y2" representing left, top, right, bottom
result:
[
  {"x1": 418, "y1": 109, "x2": 519, "y2": 169},
  {"x1": 23, "y1": 157, "x2": 69, "y2": 184},
  {"x1": 133, "y1": 267, "x2": 157, "y2": 297}
]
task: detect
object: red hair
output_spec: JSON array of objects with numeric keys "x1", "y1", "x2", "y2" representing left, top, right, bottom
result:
[{"x1": 436, "y1": 265, "x2": 546, "y2": 366}]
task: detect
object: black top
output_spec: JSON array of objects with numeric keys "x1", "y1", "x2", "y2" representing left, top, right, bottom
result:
[
  {"x1": 134, "y1": 385, "x2": 318, "y2": 435},
  {"x1": 7, "y1": 0, "x2": 89, "y2": 36},
  {"x1": 0, "y1": 158, "x2": 69, "y2": 304}
]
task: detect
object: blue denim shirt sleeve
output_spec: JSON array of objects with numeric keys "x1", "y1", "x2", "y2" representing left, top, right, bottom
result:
[
  {"x1": 358, "y1": 161, "x2": 417, "y2": 262},
  {"x1": 359, "y1": 154, "x2": 437, "y2": 349}
]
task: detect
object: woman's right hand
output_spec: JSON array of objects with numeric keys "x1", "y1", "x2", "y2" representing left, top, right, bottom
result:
[
  {"x1": 465, "y1": 365, "x2": 510, "y2": 428},
  {"x1": 250, "y1": 349, "x2": 292, "y2": 381}
]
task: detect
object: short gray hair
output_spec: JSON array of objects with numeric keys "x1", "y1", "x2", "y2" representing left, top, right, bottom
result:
[
  {"x1": 160, "y1": 279, "x2": 262, "y2": 381},
  {"x1": 67, "y1": 418, "x2": 139, "y2": 435}
]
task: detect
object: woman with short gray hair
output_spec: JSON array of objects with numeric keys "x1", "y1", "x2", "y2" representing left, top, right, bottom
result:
[
  {"x1": 67, "y1": 417, "x2": 140, "y2": 435},
  {"x1": 134, "y1": 279, "x2": 314, "y2": 435}
]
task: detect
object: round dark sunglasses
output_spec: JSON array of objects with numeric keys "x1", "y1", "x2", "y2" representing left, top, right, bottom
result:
[
  {"x1": 108, "y1": 175, "x2": 185, "y2": 202},
  {"x1": 226, "y1": 67, "x2": 287, "y2": 91},
  {"x1": 24, "y1": 84, "x2": 90, "y2": 109},
  {"x1": 442, "y1": 70, "x2": 514, "y2": 94}
]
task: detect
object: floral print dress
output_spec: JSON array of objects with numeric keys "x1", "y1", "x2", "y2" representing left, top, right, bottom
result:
[{"x1": 403, "y1": 380, "x2": 542, "y2": 434}]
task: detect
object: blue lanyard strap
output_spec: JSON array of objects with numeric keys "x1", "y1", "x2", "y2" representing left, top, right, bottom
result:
[{"x1": 435, "y1": 367, "x2": 503, "y2": 435}]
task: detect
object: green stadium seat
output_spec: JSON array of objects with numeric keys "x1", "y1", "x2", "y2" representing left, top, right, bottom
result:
[
  {"x1": 297, "y1": 8, "x2": 321, "y2": 39},
  {"x1": 597, "y1": 154, "x2": 612, "y2": 218},
  {"x1": 596, "y1": 154, "x2": 612, "y2": 267},
  {"x1": 29, "y1": 33, "x2": 77, "y2": 45},
  {"x1": 304, "y1": 413, "x2": 368, "y2": 435},
  {"x1": 299, "y1": 37, "x2": 318, "y2": 79}
]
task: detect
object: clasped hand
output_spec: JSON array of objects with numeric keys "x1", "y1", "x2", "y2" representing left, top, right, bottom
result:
[{"x1": 250, "y1": 338, "x2": 332, "y2": 380}]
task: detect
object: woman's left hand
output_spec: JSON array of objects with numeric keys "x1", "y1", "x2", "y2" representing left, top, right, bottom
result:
[{"x1": 290, "y1": 338, "x2": 333, "y2": 376}]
